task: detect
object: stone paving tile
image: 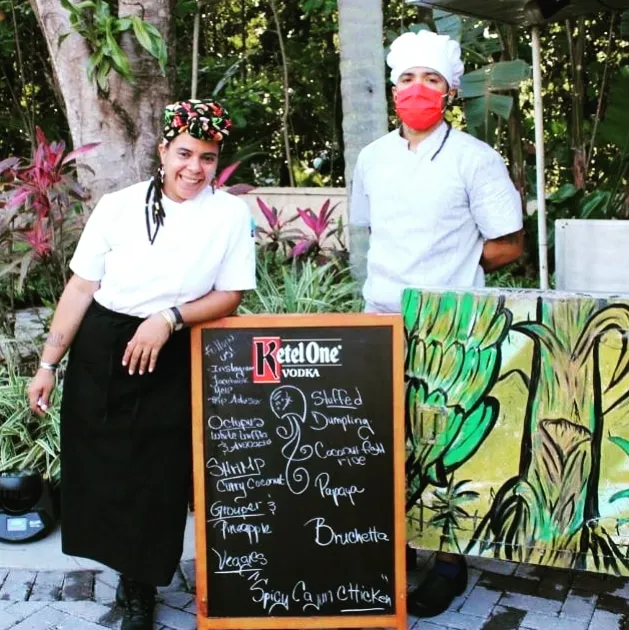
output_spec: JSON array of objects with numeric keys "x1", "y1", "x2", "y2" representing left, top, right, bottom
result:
[
  {"x1": 480, "y1": 605, "x2": 527, "y2": 630},
  {"x1": 155, "y1": 603, "x2": 197, "y2": 630},
  {"x1": 6, "y1": 605, "x2": 81, "y2": 629},
  {"x1": 420, "y1": 610, "x2": 486, "y2": 629},
  {"x1": 51, "y1": 600, "x2": 114, "y2": 624},
  {"x1": 588, "y1": 608, "x2": 625, "y2": 629},
  {"x1": 28, "y1": 571, "x2": 64, "y2": 602},
  {"x1": 598, "y1": 591, "x2": 629, "y2": 615},
  {"x1": 458, "y1": 586, "x2": 502, "y2": 617},
  {"x1": 0, "y1": 602, "x2": 46, "y2": 630},
  {"x1": 61, "y1": 570, "x2": 94, "y2": 601},
  {"x1": 498, "y1": 591, "x2": 563, "y2": 615},
  {"x1": 520, "y1": 611, "x2": 589, "y2": 630},
  {"x1": 514, "y1": 565, "x2": 545, "y2": 580},
  {"x1": 467, "y1": 557, "x2": 518, "y2": 576},
  {"x1": 0, "y1": 572, "x2": 36, "y2": 602},
  {"x1": 160, "y1": 567, "x2": 187, "y2": 594},
  {"x1": 179, "y1": 560, "x2": 196, "y2": 594},
  {"x1": 411, "y1": 620, "x2": 449, "y2": 629},
  {"x1": 479, "y1": 573, "x2": 539, "y2": 597},
  {"x1": 537, "y1": 569, "x2": 572, "y2": 601},
  {"x1": 158, "y1": 591, "x2": 195, "y2": 610},
  {"x1": 93, "y1": 568, "x2": 117, "y2": 606},
  {"x1": 560, "y1": 588, "x2": 597, "y2": 621}
]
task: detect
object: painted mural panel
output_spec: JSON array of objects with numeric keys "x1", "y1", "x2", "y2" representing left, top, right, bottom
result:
[{"x1": 403, "y1": 288, "x2": 629, "y2": 575}]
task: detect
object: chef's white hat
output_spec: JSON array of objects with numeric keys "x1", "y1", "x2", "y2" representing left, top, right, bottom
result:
[{"x1": 387, "y1": 30, "x2": 465, "y2": 89}]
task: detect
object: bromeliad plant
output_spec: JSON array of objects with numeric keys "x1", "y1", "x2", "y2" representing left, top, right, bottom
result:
[{"x1": 0, "y1": 127, "x2": 97, "y2": 308}]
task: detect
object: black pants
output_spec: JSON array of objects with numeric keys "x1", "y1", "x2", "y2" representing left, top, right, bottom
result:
[{"x1": 60, "y1": 300, "x2": 192, "y2": 586}]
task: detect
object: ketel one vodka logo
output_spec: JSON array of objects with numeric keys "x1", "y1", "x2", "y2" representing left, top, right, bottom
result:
[{"x1": 252, "y1": 336, "x2": 342, "y2": 383}]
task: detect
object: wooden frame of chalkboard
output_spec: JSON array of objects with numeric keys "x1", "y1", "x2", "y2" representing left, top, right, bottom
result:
[{"x1": 191, "y1": 313, "x2": 406, "y2": 630}]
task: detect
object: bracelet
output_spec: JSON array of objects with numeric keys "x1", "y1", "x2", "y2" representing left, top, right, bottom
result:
[
  {"x1": 39, "y1": 362, "x2": 58, "y2": 372},
  {"x1": 170, "y1": 307, "x2": 184, "y2": 331},
  {"x1": 159, "y1": 309, "x2": 175, "y2": 333}
]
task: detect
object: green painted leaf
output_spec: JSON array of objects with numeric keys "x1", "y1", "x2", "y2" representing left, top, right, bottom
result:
[
  {"x1": 609, "y1": 489, "x2": 629, "y2": 504},
  {"x1": 443, "y1": 400, "x2": 498, "y2": 470},
  {"x1": 610, "y1": 434, "x2": 629, "y2": 458}
]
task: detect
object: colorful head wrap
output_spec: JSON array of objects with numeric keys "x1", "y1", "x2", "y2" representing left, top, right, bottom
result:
[{"x1": 162, "y1": 99, "x2": 231, "y2": 144}]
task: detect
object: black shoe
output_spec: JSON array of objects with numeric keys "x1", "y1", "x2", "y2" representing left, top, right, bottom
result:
[
  {"x1": 407, "y1": 557, "x2": 468, "y2": 618},
  {"x1": 118, "y1": 575, "x2": 156, "y2": 630}
]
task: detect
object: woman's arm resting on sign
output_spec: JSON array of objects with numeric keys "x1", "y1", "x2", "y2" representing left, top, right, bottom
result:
[
  {"x1": 480, "y1": 229, "x2": 524, "y2": 273},
  {"x1": 123, "y1": 290, "x2": 242, "y2": 376},
  {"x1": 27, "y1": 274, "x2": 100, "y2": 416}
]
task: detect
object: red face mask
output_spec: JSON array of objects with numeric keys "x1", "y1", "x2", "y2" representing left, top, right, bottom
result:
[{"x1": 394, "y1": 83, "x2": 446, "y2": 131}]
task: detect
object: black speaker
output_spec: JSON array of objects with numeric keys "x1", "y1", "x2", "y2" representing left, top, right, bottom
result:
[{"x1": 0, "y1": 472, "x2": 56, "y2": 543}]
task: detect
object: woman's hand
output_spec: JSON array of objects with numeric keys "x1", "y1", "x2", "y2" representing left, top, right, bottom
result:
[
  {"x1": 123, "y1": 314, "x2": 172, "y2": 375},
  {"x1": 28, "y1": 369, "x2": 57, "y2": 416}
]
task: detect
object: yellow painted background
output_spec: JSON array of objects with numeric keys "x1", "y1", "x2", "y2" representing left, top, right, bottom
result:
[{"x1": 405, "y1": 290, "x2": 629, "y2": 574}]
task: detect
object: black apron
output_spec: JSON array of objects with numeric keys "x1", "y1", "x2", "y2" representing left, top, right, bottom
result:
[{"x1": 60, "y1": 300, "x2": 191, "y2": 586}]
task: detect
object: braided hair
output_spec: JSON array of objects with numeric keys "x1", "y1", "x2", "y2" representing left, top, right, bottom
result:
[{"x1": 145, "y1": 99, "x2": 232, "y2": 245}]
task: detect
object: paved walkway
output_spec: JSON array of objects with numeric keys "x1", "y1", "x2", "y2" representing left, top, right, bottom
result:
[{"x1": 2, "y1": 552, "x2": 629, "y2": 629}]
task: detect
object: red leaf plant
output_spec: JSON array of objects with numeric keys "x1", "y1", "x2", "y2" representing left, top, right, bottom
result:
[
  {"x1": 0, "y1": 127, "x2": 99, "y2": 297},
  {"x1": 289, "y1": 199, "x2": 344, "y2": 263},
  {"x1": 215, "y1": 161, "x2": 256, "y2": 196},
  {"x1": 255, "y1": 197, "x2": 300, "y2": 255}
]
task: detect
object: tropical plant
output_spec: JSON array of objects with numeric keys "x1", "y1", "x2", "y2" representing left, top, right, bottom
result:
[
  {"x1": 427, "y1": 476, "x2": 479, "y2": 553},
  {"x1": 216, "y1": 161, "x2": 256, "y2": 196},
  {"x1": 59, "y1": 0, "x2": 167, "y2": 93},
  {"x1": 291, "y1": 199, "x2": 347, "y2": 264},
  {"x1": 471, "y1": 298, "x2": 629, "y2": 572},
  {"x1": 239, "y1": 250, "x2": 362, "y2": 315},
  {"x1": 0, "y1": 352, "x2": 61, "y2": 484},
  {"x1": 403, "y1": 290, "x2": 512, "y2": 513},
  {"x1": 254, "y1": 197, "x2": 300, "y2": 255},
  {"x1": 0, "y1": 127, "x2": 96, "y2": 306}
]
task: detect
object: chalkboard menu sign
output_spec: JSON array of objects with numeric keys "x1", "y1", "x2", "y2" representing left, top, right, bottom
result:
[{"x1": 191, "y1": 314, "x2": 405, "y2": 630}]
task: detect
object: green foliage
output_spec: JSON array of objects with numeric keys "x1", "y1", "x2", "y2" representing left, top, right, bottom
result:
[
  {"x1": 0, "y1": 355, "x2": 61, "y2": 484},
  {"x1": 59, "y1": 0, "x2": 167, "y2": 92},
  {"x1": 461, "y1": 60, "x2": 531, "y2": 140},
  {"x1": 239, "y1": 250, "x2": 362, "y2": 315},
  {"x1": 599, "y1": 67, "x2": 629, "y2": 154},
  {"x1": 0, "y1": 0, "x2": 68, "y2": 156}
]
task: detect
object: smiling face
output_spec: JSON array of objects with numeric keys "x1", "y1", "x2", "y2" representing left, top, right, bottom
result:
[{"x1": 158, "y1": 133, "x2": 220, "y2": 202}]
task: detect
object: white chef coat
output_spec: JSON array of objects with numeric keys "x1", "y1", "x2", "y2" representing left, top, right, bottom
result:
[
  {"x1": 350, "y1": 122, "x2": 523, "y2": 313},
  {"x1": 70, "y1": 181, "x2": 256, "y2": 318}
]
